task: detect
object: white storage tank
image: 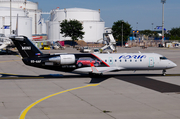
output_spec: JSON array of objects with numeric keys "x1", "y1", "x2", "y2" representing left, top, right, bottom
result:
[
  {"x1": 51, "y1": 8, "x2": 100, "y2": 22},
  {"x1": 0, "y1": 0, "x2": 38, "y2": 10},
  {"x1": 0, "y1": 0, "x2": 44, "y2": 35},
  {"x1": 48, "y1": 21, "x2": 60, "y2": 41},
  {"x1": 48, "y1": 8, "x2": 105, "y2": 42},
  {"x1": 82, "y1": 22, "x2": 104, "y2": 42},
  {"x1": 0, "y1": 7, "x2": 32, "y2": 38}
]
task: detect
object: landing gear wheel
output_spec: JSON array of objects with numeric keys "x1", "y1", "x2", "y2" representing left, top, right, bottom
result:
[
  {"x1": 162, "y1": 69, "x2": 166, "y2": 76},
  {"x1": 77, "y1": 62, "x2": 83, "y2": 67}
]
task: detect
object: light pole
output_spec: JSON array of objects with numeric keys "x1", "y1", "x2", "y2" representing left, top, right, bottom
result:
[
  {"x1": 161, "y1": 0, "x2": 166, "y2": 46},
  {"x1": 122, "y1": 21, "x2": 123, "y2": 47},
  {"x1": 10, "y1": 0, "x2": 12, "y2": 34},
  {"x1": 152, "y1": 23, "x2": 154, "y2": 31}
]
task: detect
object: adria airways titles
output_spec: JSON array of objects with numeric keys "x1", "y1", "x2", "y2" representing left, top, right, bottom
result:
[{"x1": 10, "y1": 36, "x2": 177, "y2": 76}]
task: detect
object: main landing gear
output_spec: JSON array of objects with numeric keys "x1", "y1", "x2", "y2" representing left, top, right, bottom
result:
[{"x1": 162, "y1": 69, "x2": 166, "y2": 76}]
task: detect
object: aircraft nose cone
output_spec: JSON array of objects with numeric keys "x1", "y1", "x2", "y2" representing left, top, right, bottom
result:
[
  {"x1": 173, "y1": 63, "x2": 177, "y2": 67},
  {"x1": 170, "y1": 62, "x2": 177, "y2": 68}
]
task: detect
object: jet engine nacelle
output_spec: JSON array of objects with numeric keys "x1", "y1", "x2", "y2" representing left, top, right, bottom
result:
[{"x1": 49, "y1": 54, "x2": 75, "y2": 65}]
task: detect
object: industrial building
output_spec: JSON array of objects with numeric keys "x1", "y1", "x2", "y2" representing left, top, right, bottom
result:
[{"x1": 47, "y1": 8, "x2": 105, "y2": 42}]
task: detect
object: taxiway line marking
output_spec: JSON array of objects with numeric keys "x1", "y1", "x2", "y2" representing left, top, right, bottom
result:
[
  {"x1": 19, "y1": 84, "x2": 99, "y2": 119},
  {"x1": 0, "y1": 60, "x2": 21, "y2": 63},
  {"x1": 0, "y1": 77, "x2": 44, "y2": 79},
  {"x1": 0, "y1": 72, "x2": 18, "y2": 75}
]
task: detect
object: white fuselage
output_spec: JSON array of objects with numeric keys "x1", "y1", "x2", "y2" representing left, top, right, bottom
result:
[{"x1": 73, "y1": 53, "x2": 177, "y2": 73}]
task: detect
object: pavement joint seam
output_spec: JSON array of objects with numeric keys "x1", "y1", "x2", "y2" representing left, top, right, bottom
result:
[
  {"x1": 51, "y1": 82, "x2": 116, "y2": 118},
  {"x1": 19, "y1": 84, "x2": 99, "y2": 119},
  {"x1": 61, "y1": 84, "x2": 117, "y2": 119},
  {"x1": 102, "y1": 77, "x2": 180, "y2": 119}
]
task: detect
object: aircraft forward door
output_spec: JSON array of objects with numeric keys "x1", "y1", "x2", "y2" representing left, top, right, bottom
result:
[{"x1": 149, "y1": 57, "x2": 154, "y2": 67}]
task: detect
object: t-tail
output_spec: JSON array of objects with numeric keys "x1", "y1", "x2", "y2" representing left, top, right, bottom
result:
[{"x1": 10, "y1": 36, "x2": 43, "y2": 58}]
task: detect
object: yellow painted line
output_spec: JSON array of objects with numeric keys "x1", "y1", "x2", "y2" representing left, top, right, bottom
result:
[
  {"x1": 19, "y1": 84, "x2": 99, "y2": 119},
  {"x1": 0, "y1": 72, "x2": 18, "y2": 75},
  {"x1": 166, "y1": 74, "x2": 180, "y2": 76},
  {"x1": 0, "y1": 77, "x2": 44, "y2": 79},
  {"x1": 16, "y1": 55, "x2": 21, "y2": 58},
  {"x1": 0, "y1": 60, "x2": 21, "y2": 63}
]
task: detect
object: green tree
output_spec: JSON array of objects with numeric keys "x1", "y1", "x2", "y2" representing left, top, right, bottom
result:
[
  {"x1": 169, "y1": 27, "x2": 180, "y2": 40},
  {"x1": 139, "y1": 30, "x2": 158, "y2": 40},
  {"x1": 60, "y1": 19, "x2": 85, "y2": 47},
  {"x1": 112, "y1": 20, "x2": 132, "y2": 44}
]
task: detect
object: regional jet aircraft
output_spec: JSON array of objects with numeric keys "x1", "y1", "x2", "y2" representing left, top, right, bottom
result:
[{"x1": 9, "y1": 36, "x2": 177, "y2": 76}]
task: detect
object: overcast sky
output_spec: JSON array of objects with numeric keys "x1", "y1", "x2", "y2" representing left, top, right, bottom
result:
[{"x1": 34, "y1": 0, "x2": 180, "y2": 30}]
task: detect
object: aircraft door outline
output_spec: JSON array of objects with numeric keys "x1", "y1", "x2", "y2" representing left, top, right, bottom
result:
[{"x1": 149, "y1": 57, "x2": 154, "y2": 67}]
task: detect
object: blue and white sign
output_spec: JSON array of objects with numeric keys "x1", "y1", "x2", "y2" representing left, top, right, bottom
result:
[
  {"x1": 156, "y1": 26, "x2": 166, "y2": 31},
  {"x1": 156, "y1": 26, "x2": 162, "y2": 30},
  {"x1": 3, "y1": 26, "x2": 10, "y2": 29}
]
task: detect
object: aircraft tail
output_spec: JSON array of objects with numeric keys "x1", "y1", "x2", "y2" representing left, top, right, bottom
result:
[{"x1": 9, "y1": 36, "x2": 43, "y2": 58}]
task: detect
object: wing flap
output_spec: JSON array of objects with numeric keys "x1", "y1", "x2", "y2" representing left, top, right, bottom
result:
[{"x1": 91, "y1": 63, "x2": 124, "y2": 74}]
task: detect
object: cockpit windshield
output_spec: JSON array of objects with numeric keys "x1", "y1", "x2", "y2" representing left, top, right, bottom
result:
[{"x1": 160, "y1": 57, "x2": 167, "y2": 60}]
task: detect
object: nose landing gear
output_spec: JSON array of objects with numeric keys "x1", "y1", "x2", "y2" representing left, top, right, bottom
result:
[{"x1": 162, "y1": 69, "x2": 166, "y2": 76}]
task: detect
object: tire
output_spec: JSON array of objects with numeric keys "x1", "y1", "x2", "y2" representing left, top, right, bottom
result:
[
  {"x1": 162, "y1": 70, "x2": 166, "y2": 76},
  {"x1": 77, "y1": 62, "x2": 83, "y2": 67},
  {"x1": 162, "y1": 72, "x2": 166, "y2": 76}
]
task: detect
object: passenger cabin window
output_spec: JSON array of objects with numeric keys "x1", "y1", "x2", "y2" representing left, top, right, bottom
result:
[
  {"x1": 160, "y1": 57, "x2": 167, "y2": 60},
  {"x1": 105, "y1": 60, "x2": 107, "y2": 62}
]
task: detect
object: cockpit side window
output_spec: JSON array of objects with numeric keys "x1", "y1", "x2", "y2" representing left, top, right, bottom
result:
[{"x1": 160, "y1": 57, "x2": 167, "y2": 60}]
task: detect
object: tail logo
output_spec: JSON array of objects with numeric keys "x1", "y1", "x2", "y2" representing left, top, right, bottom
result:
[{"x1": 22, "y1": 46, "x2": 31, "y2": 50}]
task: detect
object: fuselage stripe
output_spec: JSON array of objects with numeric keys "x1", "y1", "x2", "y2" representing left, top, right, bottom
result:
[{"x1": 91, "y1": 53, "x2": 110, "y2": 67}]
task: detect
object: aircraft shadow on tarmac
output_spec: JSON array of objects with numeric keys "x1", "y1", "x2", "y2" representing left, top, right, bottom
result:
[
  {"x1": 1, "y1": 73, "x2": 180, "y2": 93},
  {"x1": 115, "y1": 76, "x2": 180, "y2": 93}
]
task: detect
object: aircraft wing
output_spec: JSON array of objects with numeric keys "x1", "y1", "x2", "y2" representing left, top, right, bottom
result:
[
  {"x1": 90, "y1": 63, "x2": 124, "y2": 74},
  {"x1": 0, "y1": 41, "x2": 11, "y2": 50},
  {"x1": 96, "y1": 67, "x2": 124, "y2": 73},
  {"x1": 73, "y1": 64, "x2": 124, "y2": 74}
]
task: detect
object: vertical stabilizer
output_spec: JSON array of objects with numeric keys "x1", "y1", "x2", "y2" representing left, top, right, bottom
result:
[{"x1": 10, "y1": 36, "x2": 43, "y2": 58}]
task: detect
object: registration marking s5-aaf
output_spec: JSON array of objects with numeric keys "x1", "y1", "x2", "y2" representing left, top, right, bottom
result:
[
  {"x1": 19, "y1": 84, "x2": 99, "y2": 119},
  {"x1": 30, "y1": 60, "x2": 41, "y2": 63}
]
